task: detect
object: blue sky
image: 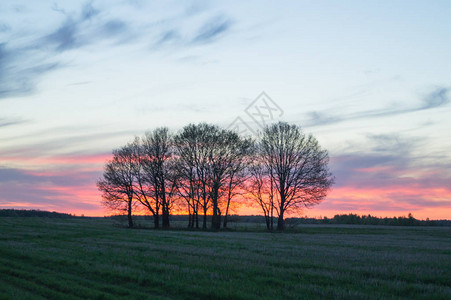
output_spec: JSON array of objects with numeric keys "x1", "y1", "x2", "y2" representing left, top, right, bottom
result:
[{"x1": 1, "y1": 1, "x2": 451, "y2": 218}]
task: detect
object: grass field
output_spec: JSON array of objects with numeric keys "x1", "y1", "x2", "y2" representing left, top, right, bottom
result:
[{"x1": 0, "y1": 217, "x2": 450, "y2": 299}]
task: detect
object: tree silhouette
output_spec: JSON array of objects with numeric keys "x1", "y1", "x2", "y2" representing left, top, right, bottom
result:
[
  {"x1": 259, "y1": 122, "x2": 334, "y2": 231},
  {"x1": 221, "y1": 135, "x2": 252, "y2": 228},
  {"x1": 206, "y1": 127, "x2": 250, "y2": 230},
  {"x1": 247, "y1": 156, "x2": 276, "y2": 230},
  {"x1": 97, "y1": 143, "x2": 137, "y2": 228},
  {"x1": 140, "y1": 128, "x2": 177, "y2": 228},
  {"x1": 99, "y1": 121, "x2": 334, "y2": 231},
  {"x1": 174, "y1": 124, "x2": 212, "y2": 229},
  {"x1": 174, "y1": 123, "x2": 251, "y2": 230}
]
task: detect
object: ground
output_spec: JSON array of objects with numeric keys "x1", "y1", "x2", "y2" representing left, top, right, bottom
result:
[{"x1": 0, "y1": 217, "x2": 450, "y2": 299}]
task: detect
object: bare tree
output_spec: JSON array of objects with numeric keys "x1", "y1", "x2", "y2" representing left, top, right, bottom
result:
[
  {"x1": 175, "y1": 124, "x2": 251, "y2": 230},
  {"x1": 97, "y1": 143, "x2": 137, "y2": 228},
  {"x1": 140, "y1": 128, "x2": 177, "y2": 228},
  {"x1": 247, "y1": 157, "x2": 275, "y2": 231},
  {"x1": 99, "y1": 121, "x2": 332, "y2": 232},
  {"x1": 221, "y1": 136, "x2": 253, "y2": 228},
  {"x1": 207, "y1": 127, "x2": 234, "y2": 230},
  {"x1": 130, "y1": 137, "x2": 160, "y2": 228},
  {"x1": 174, "y1": 124, "x2": 253, "y2": 230},
  {"x1": 175, "y1": 159, "x2": 200, "y2": 229},
  {"x1": 174, "y1": 124, "x2": 213, "y2": 229},
  {"x1": 260, "y1": 122, "x2": 334, "y2": 231}
]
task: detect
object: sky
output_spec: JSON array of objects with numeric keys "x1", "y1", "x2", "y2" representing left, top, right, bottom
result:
[{"x1": 1, "y1": 0, "x2": 451, "y2": 219}]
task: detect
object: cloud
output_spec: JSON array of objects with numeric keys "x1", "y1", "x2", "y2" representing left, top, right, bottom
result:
[
  {"x1": 0, "y1": 167, "x2": 100, "y2": 187},
  {"x1": 327, "y1": 133, "x2": 451, "y2": 214},
  {"x1": 81, "y1": 1, "x2": 100, "y2": 21},
  {"x1": 331, "y1": 135, "x2": 451, "y2": 193},
  {"x1": 152, "y1": 14, "x2": 233, "y2": 49},
  {"x1": 421, "y1": 87, "x2": 449, "y2": 109},
  {"x1": 364, "y1": 133, "x2": 419, "y2": 154},
  {"x1": 1, "y1": 2, "x2": 235, "y2": 100},
  {"x1": 43, "y1": 2, "x2": 105, "y2": 53},
  {"x1": 44, "y1": 19, "x2": 79, "y2": 51},
  {"x1": 0, "y1": 42, "x2": 60, "y2": 98},
  {"x1": 305, "y1": 87, "x2": 450, "y2": 127},
  {"x1": 102, "y1": 20, "x2": 127, "y2": 36},
  {"x1": 0, "y1": 23, "x2": 10, "y2": 32},
  {"x1": 192, "y1": 15, "x2": 232, "y2": 44},
  {"x1": 323, "y1": 186, "x2": 451, "y2": 213},
  {"x1": 184, "y1": 1, "x2": 210, "y2": 16},
  {"x1": 0, "y1": 118, "x2": 26, "y2": 128},
  {"x1": 0, "y1": 164, "x2": 103, "y2": 214},
  {"x1": 0, "y1": 127, "x2": 134, "y2": 160},
  {"x1": 0, "y1": 29, "x2": 61, "y2": 98},
  {"x1": 154, "y1": 29, "x2": 181, "y2": 47},
  {"x1": 0, "y1": 181, "x2": 101, "y2": 212},
  {"x1": 0, "y1": 2, "x2": 131, "y2": 100},
  {"x1": 306, "y1": 111, "x2": 342, "y2": 127}
]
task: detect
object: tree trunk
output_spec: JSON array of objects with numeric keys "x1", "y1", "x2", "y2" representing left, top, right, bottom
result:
[
  {"x1": 223, "y1": 214, "x2": 228, "y2": 228},
  {"x1": 195, "y1": 210, "x2": 199, "y2": 229},
  {"x1": 212, "y1": 203, "x2": 219, "y2": 230},
  {"x1": 161, "y1": 183, "x2": 170, "y2": 228},
  {"x1": 265, "y1": 215, "x2": 270, "y2": 231},
  {"x1": 154, "y1": 213, "x2": 159, "y2": 229},
  {"x1": 211, "y1": 184, "x2": 221, "y2": 230},
  {"x1": 270, "y1": 203, "x2": 274, "y2": 231},
  {"x1": 202, "y1": 206, "x2": 207, "y2": 229},
  {"x1": 162, "y1": 208, "x2": 170, "y2": 228},
  {"x1": 212, "y1": 207, "x2": 221, "y2": 230},
  {"x1": 277, "y1": 210, "x2": 284, "y2": 231},
  {"x1": 217, "y1": 210, "x2": 221, "y2": 230},
  {"x1": 188, "y1": 206, "x2": 192, "y2": 228},
  {"x1": 127, "y1": 199, "x2": 134, "y2": 228},
  {"x1": 277, "y1": 189, "x2": 285, "y2": 231},
  {"x1": 270, "y1": 177, "x2": 274, "y2": 231},
  {"x1": 223, "y1": 195, "x2": 231, "y2": 228}
]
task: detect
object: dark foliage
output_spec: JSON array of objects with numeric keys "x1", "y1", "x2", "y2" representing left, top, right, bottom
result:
[
  {"x1": 0, "y1": 209, "x2": 73, "y2": 218},
  {"x1": 286, "y1": 213, "x2": 451, "y2": 227}
]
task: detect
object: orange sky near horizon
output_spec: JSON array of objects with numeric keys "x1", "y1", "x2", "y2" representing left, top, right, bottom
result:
[{"x1": 1, "y1": 152, "x2": 450, "y2": 220}]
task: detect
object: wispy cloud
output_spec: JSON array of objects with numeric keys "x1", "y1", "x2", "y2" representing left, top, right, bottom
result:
[
  {"x1": 192, "y1": 15, "x2": 232, "y2": 44},
  {"x1": 421, "y1": 87, "x2": 449, "y2": 109},
  {"x1": 0, "y1": 167, "x2": 99, "y2": 187},
  {"x1": 0, "y1": 2, "x2": 108, "y2": 99},
  {"x1": 0, "y1": 117, "x2": 26, "y2": 128},
  {"x1": 42, "y1": 2, "x2": 127, "y2": 53},
  {"x1": 305, "y1": 87, "x2": 450, "y2": 127},
  {"x1": 151, "y1": 15, "x2": 233, "y2": 49},
  {"x1": 325, "y1": 133, "x2": 451, "y2": 215},
  {"x1": 0, "y1": 2, "x2": 235, "y2": 100},
  {"x1": 154, "y1": 29, "x2": 181, "y2": 47},
  {"x1": 0, "y1": 127, "x2": 135, "y2": 160},
  {"x1": 323, "y1": 186, "x2": 451, "y2": 212},
  {"x1": 102, "y1": 20, "x2": 127, "y2": 36},
  {"x1": 0, "y1": 165, "x2": 103, "y2": 214}
]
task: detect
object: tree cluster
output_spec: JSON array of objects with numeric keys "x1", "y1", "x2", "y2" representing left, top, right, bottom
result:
[
  {"x1": 0, "y1": 209, "x2": 73, "y2": 218},
  {"x1": 321, "y1": 213, "x2": 436, "y2": 226},
  {"x1": 97, "y1": 122, "x2": 334, "y2": 231}
]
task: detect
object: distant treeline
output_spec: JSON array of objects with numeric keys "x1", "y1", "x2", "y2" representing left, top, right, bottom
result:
[
  {"x1": 0, "y1": 209, "x2": 74, "y2": 218},
  {"x1": 111, "y1": 213, "x2": 450, "y2": 227},
  {"x1": 3, "y1": 209, "x2": 448, "y2": 227},
  {"x1": 286, "y1": 213, "x2": 451, "y2": 227}
]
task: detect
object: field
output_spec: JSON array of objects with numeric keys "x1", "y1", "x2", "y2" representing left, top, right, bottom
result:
[{"x1": 0, "y1": 218, "x2": 450, "y2": 299}]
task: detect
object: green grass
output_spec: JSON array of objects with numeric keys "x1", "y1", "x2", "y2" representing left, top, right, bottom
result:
[{"x1": 0, "y1": 218, "x2": 450, "y2": 299}]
